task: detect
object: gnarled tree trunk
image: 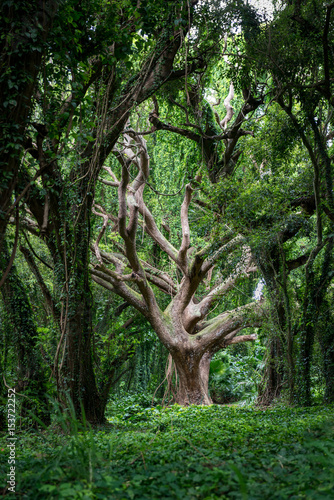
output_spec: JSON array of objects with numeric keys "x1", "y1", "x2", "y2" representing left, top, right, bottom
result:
[
  {"x1": 171, "y1": 349, "x2": 213, "y2": 405},
  {"x1": 92, "y1": 129, "x2": 264, "y2": 405}
]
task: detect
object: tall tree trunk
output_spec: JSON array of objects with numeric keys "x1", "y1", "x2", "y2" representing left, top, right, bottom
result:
[
  {"x1": 321, "y1": 337, "x2": 334, "y2": 404},
  {"x1": 0, "y1": 0, "x2": 58, "y2": 255},
  {"x1": 258, "y1": 337, "x2": 284, "y2": 405},
  {"x1": 317, "y1": 306, "x2": 334, "y2": 404},
  {"x1": 295, "y1": 322, "x2": 314, "y2": 406},
  {"x1": 0, "y1": 240, "x2": 50, "y2": 425},
  {"x1": 256, "y1": 251, "x2": 287, "y2": 405},
  {"x1": 57, "y1": 213, "x2": 104, "y2": 423}
]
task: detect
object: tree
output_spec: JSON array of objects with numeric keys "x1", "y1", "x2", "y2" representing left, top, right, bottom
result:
[
  {"x1": 0, "y1": 0, "x2": 59, "y2": 266},
  {"x1": 0, "y1": 238, "x2": 50, "y2": 424},
  {"x1": 233, "y1": 0, "x2": 334, "y2": 404},
  {"x1": 14, "y1": 0, "x2": 230, "y2": 420},
  {"x1": 91, "y1": 130, "x2": 264, "y2": 405}
]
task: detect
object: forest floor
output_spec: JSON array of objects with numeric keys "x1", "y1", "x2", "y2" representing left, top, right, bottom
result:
[{"x1": 0, "y1": 400, "x2": 333, "y2": 499}]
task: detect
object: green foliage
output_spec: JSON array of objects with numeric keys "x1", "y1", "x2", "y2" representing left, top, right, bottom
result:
[
  {"x1": 0, "y1": 404, "x2": 333, "y2": 498},
  {"x1": 209, "y1": 341, "x2": 265, "y2": 404}
]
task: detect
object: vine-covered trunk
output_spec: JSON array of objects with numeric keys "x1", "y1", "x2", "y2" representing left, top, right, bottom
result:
[
  {"x1": 0, "y1": 240, "x2": 50, "y2": 424},
  {"x1": 258, "y1": 337, "x2": 284, "y2": 405},
  {"x1": 322, "y1": 346, "x2": 334, "y2": 403},
  {"x1": 318, "y1": 319, "x2": 334, "y2": 404},
  {"x1": 0, "y1": 0, "x2": 58, "y2": 255},
  {"x1": 295, "y1": 320, "x2": 315, "y2": 406},
  {"x1": 65, "y1": 287, "x2": 104, "y2": 423},
  {"x1": 257, "y1": 253, "x2": 287, "y2": 405},
  {"x1": 172, "y1": 349, "x2": 213, "y2": 405},
  {"x1": 59, "y1": 213, "x2": 105, "y2": 423}
]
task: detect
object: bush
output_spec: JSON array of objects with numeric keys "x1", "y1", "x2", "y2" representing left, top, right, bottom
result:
[{"x1": 209, "y1": 342, "x2": 265, "y2": 403}]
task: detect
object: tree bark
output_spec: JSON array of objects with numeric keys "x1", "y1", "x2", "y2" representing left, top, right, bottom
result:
[
  {"x1": 0, "y1": 0, "x2": 58, "y2": 256},
  {"x1": 0, "y1": 239, "x2": 51, "y2": 425},
  {"x1": 56, "y1": 205, "x2": 105, "y2": 423},
  {"x1": 172, "y1": 349, "x2": 213, "y2": 405},
  {"x1": 319, "y1": 329, "x2": 334, "y2": 404}
]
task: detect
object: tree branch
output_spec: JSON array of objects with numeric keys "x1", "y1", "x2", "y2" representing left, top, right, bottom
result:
[
  {"x1": 114, "y1": 132, "x2": 180, "y2": 265},
  {"x1": 221, "y1": 82, "x2": 235, "y2": 129},
  {"x1": 183, "y1": 248, "x2": 255, "y2": 332},
  {"x1": 90, "y1": 267, "x2": 148, "y2": 316},
  {"x1": 20, "y1": 245, "x2": 59, "y2": 321},
  {"x1": 178, "y1": 183, "x2": 194, "y2": 272},
  {"x1": 193, "y1": 300, "x2": 264, "y2": 352},
  {"x1": 92, "y1": 204, "x2": 110, "y2": 263},
  {"x1": 225, "y1": 334, "x2": 257, "y2": 346},
  {"x1": 200, "y1": 234, "x2": 243, "y2": 276}
]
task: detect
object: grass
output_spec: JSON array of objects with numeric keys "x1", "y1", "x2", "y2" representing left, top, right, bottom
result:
[{"x1": 0, "y1": 401, "x2": 333, "y2": 499}]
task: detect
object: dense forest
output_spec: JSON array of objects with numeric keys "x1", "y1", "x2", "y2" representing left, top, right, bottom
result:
[{"x1": 0, "y1": 0, "x2": 333, "y2": 498}]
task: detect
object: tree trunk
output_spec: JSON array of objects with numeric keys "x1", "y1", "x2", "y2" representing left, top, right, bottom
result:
[
  {"x1": 258, "y1": 337, "x2": 283, "y2": 405},
  {"x1": 0, "y1": 0, "x2": 58, "y2": 255},
  {"x1": 0, "y1": 239, "x2": 51, "y2": 425},
  {"x1": 256, "y1": 249, "x2": 289, "y2": 405},
  {"x1": 65, "y1": 297, "x2": 105, "y2": 424},
  {"x1": 323, "y1": 346, "x2": 334, "y2": 404},
  {"x1": 318, "y1": 311, "x2": 334, "y2": 404},
  {"x1": 172, "y1": 349, "x2": 213, "y2": 405},
  {"x1": 59, "y1": 217, "x2": 105, "y2": 424},
  {"x1": 294, "y1": 311, "x2": 316, "y2": 406}
]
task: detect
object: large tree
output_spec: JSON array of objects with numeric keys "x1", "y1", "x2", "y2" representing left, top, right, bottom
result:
[
  {"x1": 91, "y1": 130, "x2": 264, "y2": 405},
  {"x1": 232, "y1": 0, "x2": 334, "y2": 404}
]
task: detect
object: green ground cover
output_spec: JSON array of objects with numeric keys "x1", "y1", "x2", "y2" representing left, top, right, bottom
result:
[{"x1": 0, "y1": 402, "x2": 333, "y2": 499}]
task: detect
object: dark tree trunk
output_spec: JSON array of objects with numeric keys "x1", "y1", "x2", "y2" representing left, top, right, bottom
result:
[
  {"x1": 58, "y1": 213, "x2": 105, "y2": 424},
  {"x1": 295, "y1": 322, "x2": 314, "y2": 406},
  {"x1": 0, "y1": 373, "x2": 7, "y2": 432},
  {"x1": 64, "y1": 290, "x2": 104, "y2": 423},
  {"x1": 317, "y1": 307, "x2": 334, "y2": 404},
  {"x1": 256, "y1": 250, "x2": 288, "y2": 405},
  {"x1": 0, "y1": 0, "x2": 58, "y2": 254},
  {"x1": 0, "y1": 240, "x2": 51, "y2": 425},
  {"x1": 258, "y1": 337, "x2": 284, "y2": 405},
  {"x1": 322, "y1": 344, "x2": 334, "y2": 404}
]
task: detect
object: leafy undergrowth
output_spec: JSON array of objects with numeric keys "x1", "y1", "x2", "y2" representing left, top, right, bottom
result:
[{"x1": 0, "y1": 403, "x2": 333, "y2": 499}]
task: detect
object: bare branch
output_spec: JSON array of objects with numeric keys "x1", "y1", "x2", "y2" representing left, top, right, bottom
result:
[
  {"x1": 141, "y1": 260, "x2": 177, "y2": 293},
  {"x1": 91, "y1": 267, "x2": 148, "y2": 316},
  {"x1": 221, "y1": 83, "x2": 235, "y2": 129},
  {"x1": 183, "y1": 248, "x2": 255, "y2": 332},
  {"x1": 102, "y1": 166, "x2": 120, "y2": 183},
  {"x1": 92, "y1": 204, "x2": 110, "y2": 263},
  {"x1": 145, "y1": 270, "x2": 177, "y2": 296},
  {"x1": 193, "y1": 300, "x2": 264, "y2": 352},
  {"x1": 225, "y1": 334, "x2": 257, "y2": 346},
  {"x1": 20, "y1": 246, "x2": 59, "y2": 322},
  {"x1": 113, "y1": 132, "x2": 180, "y2": 265},
  {"x1": 91, "y1": 246, "x2": 126, "y2": 273},
  {"x1": 99, "y1": 177, "x2": 119, "y2": 187},
  {"x1": 200, "y1": 234, "x2": 244, "y2": 276},
  {"x1": 178, "y1": 183, "x2": 194, "y2": 272}
]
